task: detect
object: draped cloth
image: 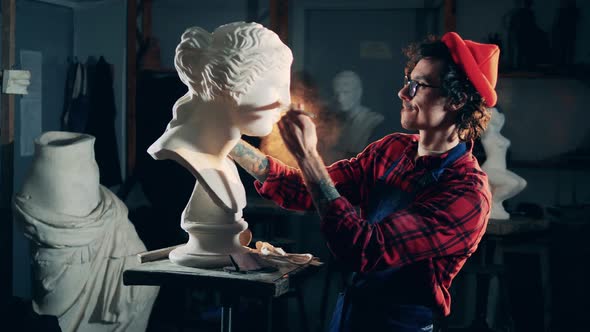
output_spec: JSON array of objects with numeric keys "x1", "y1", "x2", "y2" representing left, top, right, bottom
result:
[{"x1": 14, "y1": 186, "x2": 158, "y2": 332}]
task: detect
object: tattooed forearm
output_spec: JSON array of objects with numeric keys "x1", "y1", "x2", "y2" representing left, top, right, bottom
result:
[
  {"x1": 307, "y1": 177, "x2": 341, "y2": 216},
  {"x1": 296, "y1": 152, "x2": 341, "y2": 216},
  {"x1": 230, "y1": 140, "x2": 269, "y2": 182}
]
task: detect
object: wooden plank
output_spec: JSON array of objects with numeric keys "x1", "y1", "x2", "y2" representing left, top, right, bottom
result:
[
  {"x1": 0, "y1": 0, "x2": 16, "y2": 302},
  {"x1": 443, "y1": 0, "x2": 456, "y2": 33},
  {"x1": 126, "y1": 0, "x2": 137, "y2": 176},
  {"x1": 123, "y1": 259, "x2": 302, "y2": 297}
]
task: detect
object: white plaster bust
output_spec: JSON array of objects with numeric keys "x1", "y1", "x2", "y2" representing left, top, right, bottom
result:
[
  {"x1": 147, "y1": 21, "x2": 293, "y2": 268},
  {"x1": 481, "y1": 108, "x2": 527, "y2": 219},
  {"x1": 14, "y1": 131, "x2": 157, "y2": 332},
  {"x1": 330, "y1": 70, "x2": 384, "y2": 159}
]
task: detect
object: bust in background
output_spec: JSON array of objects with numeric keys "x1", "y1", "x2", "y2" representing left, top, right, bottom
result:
[
  {"x1": 326, "y1": 70, "x2": 384, "y2": 163},
  {"x1": 481, "y1": 107, "x2": 527, "y2": 219},
  {"x1": 147, "y1": 22, "x2": 293, "y2": 267}
]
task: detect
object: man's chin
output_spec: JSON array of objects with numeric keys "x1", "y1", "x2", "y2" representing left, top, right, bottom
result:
[{"x1": 400, "y1": 121, "x2": 415, "y2": 131}]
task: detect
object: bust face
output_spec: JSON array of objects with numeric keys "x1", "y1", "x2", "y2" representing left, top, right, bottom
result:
[
  {"x1": 333, "y1": 76, "x2": 362, "y2": 112},
  {"x1": 233, "y1": 65, "x2": 291, "y2": 137},
  {"x1": 488, "y1": 108, "x2": 505, "y2": 132}
]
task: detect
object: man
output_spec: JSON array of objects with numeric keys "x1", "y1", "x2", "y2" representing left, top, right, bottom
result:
[{"x1": 231, "y1": 32, "x2": 498, "y2": 331}]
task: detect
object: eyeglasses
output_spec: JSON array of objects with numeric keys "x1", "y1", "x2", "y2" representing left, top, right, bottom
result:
[{"x1": 404, "y1": 76, "x2": 439, "y2": 98}]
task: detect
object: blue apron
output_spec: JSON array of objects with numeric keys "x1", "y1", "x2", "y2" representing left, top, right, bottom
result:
[{"x1": 329, "y1": 143, "x2": 467, "y2": 332}]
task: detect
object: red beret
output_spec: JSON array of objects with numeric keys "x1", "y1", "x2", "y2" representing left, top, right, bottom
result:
[{"x1": 441, "y1": 32, "x2": 500, "y2": 107}]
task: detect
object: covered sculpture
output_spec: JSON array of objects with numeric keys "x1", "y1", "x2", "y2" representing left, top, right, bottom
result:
[
  {"x1": 328, "y1": 70, "x2": 384, "y2": 161},
  {"x1": 14, "y1": 131, "x2": 158, "y2": 332},
  {"x1": 147, "y1": 22, "x2": 293, "y2": 267},
  {"x1": 481, "y1": 107, "x2": 527, "y2": 219}
]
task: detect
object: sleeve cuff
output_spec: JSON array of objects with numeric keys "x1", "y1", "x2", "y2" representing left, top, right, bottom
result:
[
  {"x1": 319, "y1": 196, "x2": 357, "y2": 232},
  {"x1": 254, "y1": 155, "x2": 287, "y2": 198}
]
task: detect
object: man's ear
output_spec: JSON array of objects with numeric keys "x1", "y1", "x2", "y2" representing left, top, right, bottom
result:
[{"x1": 447, "y1": 92, "x2": 467, "y2": 111}]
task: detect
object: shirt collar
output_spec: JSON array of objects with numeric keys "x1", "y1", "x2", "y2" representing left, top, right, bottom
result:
[{"x1": 404, "y1": 136, "x2": 473, "y2": 170}]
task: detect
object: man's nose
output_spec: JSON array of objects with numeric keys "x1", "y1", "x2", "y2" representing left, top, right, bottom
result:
[{"x1": 398, "y1": 84, "x2": 411, "y2": 102}]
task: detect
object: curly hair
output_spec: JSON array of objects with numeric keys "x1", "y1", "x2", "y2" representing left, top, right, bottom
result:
[{"x1": 403, "y1": 36, "x2": 491, "y2": 141}]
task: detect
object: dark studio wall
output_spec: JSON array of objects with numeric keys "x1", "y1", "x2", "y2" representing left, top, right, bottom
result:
[
  {"x1": 456, "y1": 0, "x2": 590, "y2": 210},
  {"x1": 74, "y1": 0, "x2": 127, "y2": 181},
  {"x1": 4, "y1": 0, "x2": 590, "y2": 330}
]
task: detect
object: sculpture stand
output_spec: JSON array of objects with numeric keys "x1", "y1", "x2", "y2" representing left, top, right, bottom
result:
[
  {"x1": 489, "y1": 195, "x2": 511, "y2": 220},
  {"x1": 169, "y1": 209, "x2": 250, "y2": 268},
  {"x1": 149, "y1": 147, "x2": 251, "y2": 268}
]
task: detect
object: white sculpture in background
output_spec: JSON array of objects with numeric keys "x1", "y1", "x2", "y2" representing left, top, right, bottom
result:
[
  {"x1": 14, "y1": 131, "x2": 158, "y2": 332},
  {"x1": 331, "y1": 70, "x2": 384, "y2": 159},
  {"x1": 147, "y1": 22, "x2": 293, "y2": 268},
  {"x1": 481, "y1": 107, "x2": 527, "y2": 219}
]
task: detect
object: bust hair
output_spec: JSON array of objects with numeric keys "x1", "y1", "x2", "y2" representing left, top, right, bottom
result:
[
  {"x1": 403, "y1": 36, "x2": 490, "y2": 141},
  {"x1": 174, "y1": 22, "x2": 293, "y2": 104}
]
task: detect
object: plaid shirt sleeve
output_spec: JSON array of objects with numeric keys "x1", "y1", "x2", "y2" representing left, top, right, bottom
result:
[
  {"x1": 254, "y1": 157, "x2": 314, "y2": 211},
  {"x1": 320, "y1": 174, "x2": 491, "y2": 273},
  {"x1": 254, "y1": 139, "x2": 380, "y2": 211}
]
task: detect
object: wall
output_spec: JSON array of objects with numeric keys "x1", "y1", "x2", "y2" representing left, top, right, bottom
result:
[
  {"x1": 7, "y1": 0, "x2": 74, "y2": 298},
  {"x1": 456, "y1": 0, "x2": 590, "y2": 210},
  {"x1": 74, "y1": 0, "x2": 127, "y2": 180},
  {"x1": 456, "y1": 0, "x2": 590, "y2": 65},
  {"x1": 151, "y1": 0, "x2": 254, "y2": 69},
  {"x1": 289, "y1": 0, "x2": 443, "y2": 145}
]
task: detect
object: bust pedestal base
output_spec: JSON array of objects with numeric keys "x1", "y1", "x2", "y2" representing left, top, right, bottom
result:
[{"x1": 169, "y1": 241, "x2": 250, "y2": 269}]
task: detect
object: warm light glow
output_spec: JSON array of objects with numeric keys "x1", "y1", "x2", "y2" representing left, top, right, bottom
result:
[
  {"x1": 260, "y1": 93, "x2": 314, "y2": 167},
  {"x1": 260, "y1": 72, "x2": 344, "y2": 167}
]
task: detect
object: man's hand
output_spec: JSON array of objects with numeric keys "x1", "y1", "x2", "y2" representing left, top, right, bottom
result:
[
  {"x1": 278, "y1": 108, "x2": 319, "y2": 161},
  {"x1": 278, "y1": 108, "x2": 340, "y2": 216}
]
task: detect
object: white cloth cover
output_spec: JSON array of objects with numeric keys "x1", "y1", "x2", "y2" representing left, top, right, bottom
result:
[{"x1": 15, "y1": 186, "x2": 158, "y2": 332}]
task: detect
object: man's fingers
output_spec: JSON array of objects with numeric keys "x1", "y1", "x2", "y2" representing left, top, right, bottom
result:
[
  {"x1": 278, "y1": 118, "x2": 295, "y2": 143},
  {"x1": 285, "y1": 111, "x2": 314, "y2": 132}
]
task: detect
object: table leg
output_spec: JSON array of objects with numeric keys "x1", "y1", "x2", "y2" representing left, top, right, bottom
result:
[
  {"x1": 220, "y1": 294, "x2": 236, "y2": 332},
  {"x1": 263, "y1": 296, "x2": 273, "y2": 332},
  {"x1": 470, "y1": 238, "x2": 495, "y2": 331},
  {"x1": 221, "y1": 305, "x2": 232, "y2": 332}
]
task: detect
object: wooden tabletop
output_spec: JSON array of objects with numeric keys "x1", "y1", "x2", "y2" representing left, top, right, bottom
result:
[{"x1": 124, "y1": 259, "x2": 317, "y2": 298}]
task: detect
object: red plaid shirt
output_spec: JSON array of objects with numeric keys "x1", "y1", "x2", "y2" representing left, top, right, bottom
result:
[{"x1": 254, "y1": 133, "x2": 491, "y2": 315}]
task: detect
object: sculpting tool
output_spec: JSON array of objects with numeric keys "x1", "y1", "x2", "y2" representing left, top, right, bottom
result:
[{"x1": 279, "y1": 103, "x2": 316, "y2": 119}]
